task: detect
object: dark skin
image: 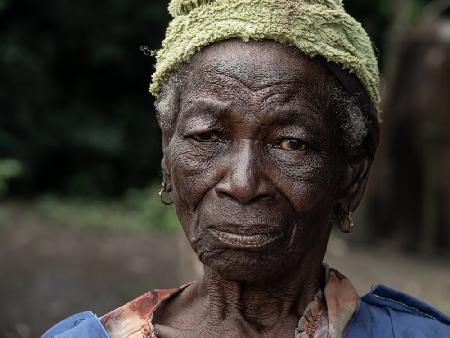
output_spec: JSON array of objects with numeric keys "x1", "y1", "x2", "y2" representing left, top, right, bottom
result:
[{"x1": 152, "y1": 40, "x2": 372, "y2": 338}]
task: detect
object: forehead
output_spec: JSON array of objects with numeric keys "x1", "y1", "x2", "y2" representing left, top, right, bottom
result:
[{"x1": 181, "y1": 39, "x2": 333, "y2": 102}]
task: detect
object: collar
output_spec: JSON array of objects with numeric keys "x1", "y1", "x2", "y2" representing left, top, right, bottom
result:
[{"x1": 101, "y1": 267, "x2": 359, "y2": 338}]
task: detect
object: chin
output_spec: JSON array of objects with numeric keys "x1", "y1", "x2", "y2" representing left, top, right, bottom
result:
[{"x1": 200, "y1": 248, "x2": 290, "y2": 282}]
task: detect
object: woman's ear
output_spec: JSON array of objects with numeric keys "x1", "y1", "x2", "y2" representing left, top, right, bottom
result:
[
  {"x1": 338, "y1": 153, "x2": 372, "y2": 213},
  {"x1": 161, "y1": 129, "x2": 172, "y2": 192}
]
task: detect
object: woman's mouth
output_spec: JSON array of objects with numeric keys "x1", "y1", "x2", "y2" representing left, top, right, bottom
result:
[{"x1": 209, "y1": 228, "x2": 283, "y2": 250}]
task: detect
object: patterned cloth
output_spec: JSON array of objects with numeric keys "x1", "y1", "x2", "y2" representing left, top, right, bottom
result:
[
  {"x1": 100, "y1": 288, "x2": 183, "y2": 338},
  {"x1": 296, "y1": 269, "x2": 359, "y2": 338},
  {"x1": 99, "y1": 268, "x2": 358, "y2": 338}
]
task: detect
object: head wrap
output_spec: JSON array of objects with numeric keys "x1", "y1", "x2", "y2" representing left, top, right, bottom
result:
[{"x1": 150, "y1": 0, "x2": 380, "y2": 114}]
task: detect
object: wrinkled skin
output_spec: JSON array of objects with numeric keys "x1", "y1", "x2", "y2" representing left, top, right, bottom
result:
[{"x1": 154, "y1": 40, "x2": 372, "y2": 338}]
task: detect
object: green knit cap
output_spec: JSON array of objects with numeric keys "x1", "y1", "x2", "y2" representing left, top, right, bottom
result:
[{"x1": 150, "y1": 0, "x2": 380, "y2": 113}]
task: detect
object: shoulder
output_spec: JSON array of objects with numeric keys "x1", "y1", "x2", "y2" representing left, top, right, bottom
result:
[
  {"x1": 345, "y1": 284, "x2": 450, "y2": 338},
  {"x1": 41, "y1": 311, "x2": 109, "y2": 338},
  {"x1": 101, "y1": 288, "x2": 178, "y2": 337},
  {"x1": 41, "y1": 288, "x2": 178, "y2": 338}
]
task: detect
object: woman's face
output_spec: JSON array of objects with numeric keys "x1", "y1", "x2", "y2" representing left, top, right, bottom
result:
[{"x1": 164, "y1": 40, "x2": 349, "y2": 282}]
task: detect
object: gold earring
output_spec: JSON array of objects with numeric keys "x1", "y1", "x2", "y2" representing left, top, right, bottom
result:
[
  {"x1": 159, "y1": 182, "x2": 173, "y2": 205},
  {"x1": 339, "y1": 210, "x2": 354, "y2": 233}
]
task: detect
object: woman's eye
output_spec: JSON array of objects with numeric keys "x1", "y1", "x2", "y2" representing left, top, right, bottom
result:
[
  {"x1": 191, "y1": 131, "x2": 219, "y2": 142},
  {"x1": 275, "y1": 139, "x2": 307, "y2": 151}
]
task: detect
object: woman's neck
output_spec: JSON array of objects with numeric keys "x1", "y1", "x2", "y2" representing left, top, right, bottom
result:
[
  {"x1": 152, "y1": 240, "x2": 329, "y2": 338},
  {"x1": 197, "y1": 259, "x2": 324, "y2": 331}
]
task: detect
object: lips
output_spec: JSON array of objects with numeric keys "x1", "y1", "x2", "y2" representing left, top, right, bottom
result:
[{"x1": 209, "y1": 227, "x2": 283, "y2": 250}]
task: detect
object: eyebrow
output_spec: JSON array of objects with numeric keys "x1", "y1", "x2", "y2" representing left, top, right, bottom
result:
[{"x1": 179, "y1": 97, "x2": 325, "y2": 134}]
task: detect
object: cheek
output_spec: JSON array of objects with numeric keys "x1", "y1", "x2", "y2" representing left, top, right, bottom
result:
[
  {"x1": 277, "y1": 159, "x2": 338, "y2": 257},
  {"x1": 272, "y1": 153, "x2": 339, "y2": 215},
  {"x1": 168, "y1": 136, "x2": 225, "y2": 238},
  {"x1": 169, "y1": 136, "x2": 223, "y2": 204}
]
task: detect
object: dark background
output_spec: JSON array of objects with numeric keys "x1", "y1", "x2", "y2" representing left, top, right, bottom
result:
[{"x1": 1, "y1": 1, "x2": 450, "y2": 337}]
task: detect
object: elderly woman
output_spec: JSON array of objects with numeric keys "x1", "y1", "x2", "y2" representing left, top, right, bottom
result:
[{"x1": 42, "y1": 0, "x2": 450, "y2": 337}]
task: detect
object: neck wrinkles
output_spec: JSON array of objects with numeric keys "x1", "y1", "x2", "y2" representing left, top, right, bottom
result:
[{"x1": 197, "y1": 259, "x2": 324, "y2": 331}]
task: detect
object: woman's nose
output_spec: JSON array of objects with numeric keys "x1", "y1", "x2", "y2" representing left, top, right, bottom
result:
[{"x1": 215, "y1": 141, "x2": 273, "y2": 204}]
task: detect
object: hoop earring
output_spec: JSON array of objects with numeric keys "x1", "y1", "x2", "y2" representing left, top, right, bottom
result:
[
  {"x1": 339, "y1": 210, "x2": 354, "y2": 233},
  {"x1": 159, "y1": 182, "x2": 173, "y2": 205}
]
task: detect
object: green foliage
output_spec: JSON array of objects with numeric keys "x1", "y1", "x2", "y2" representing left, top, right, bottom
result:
[
  {"x1": 0, "y1": 159, "x2": 22, "y2": 197},
  {"x1": 36, "y1": 183, "x2": 180, "y2": 232},
  {"x1": 375, "y1": 0, "x2": 395, "y2": 18},
  {"x1": 410, "y1": 0, "x2": 430, "y2": 21},
  {"x1": 0, "y1": 0, "x2": 10, "y2": 12},
  {"x1": 0, "y1": 0, "x2": 171, "y2": 197}
]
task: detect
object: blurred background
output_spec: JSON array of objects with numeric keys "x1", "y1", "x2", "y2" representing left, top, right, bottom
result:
[{"x1": 1, "y1": 0, "x2": 449, "y2": 336}]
